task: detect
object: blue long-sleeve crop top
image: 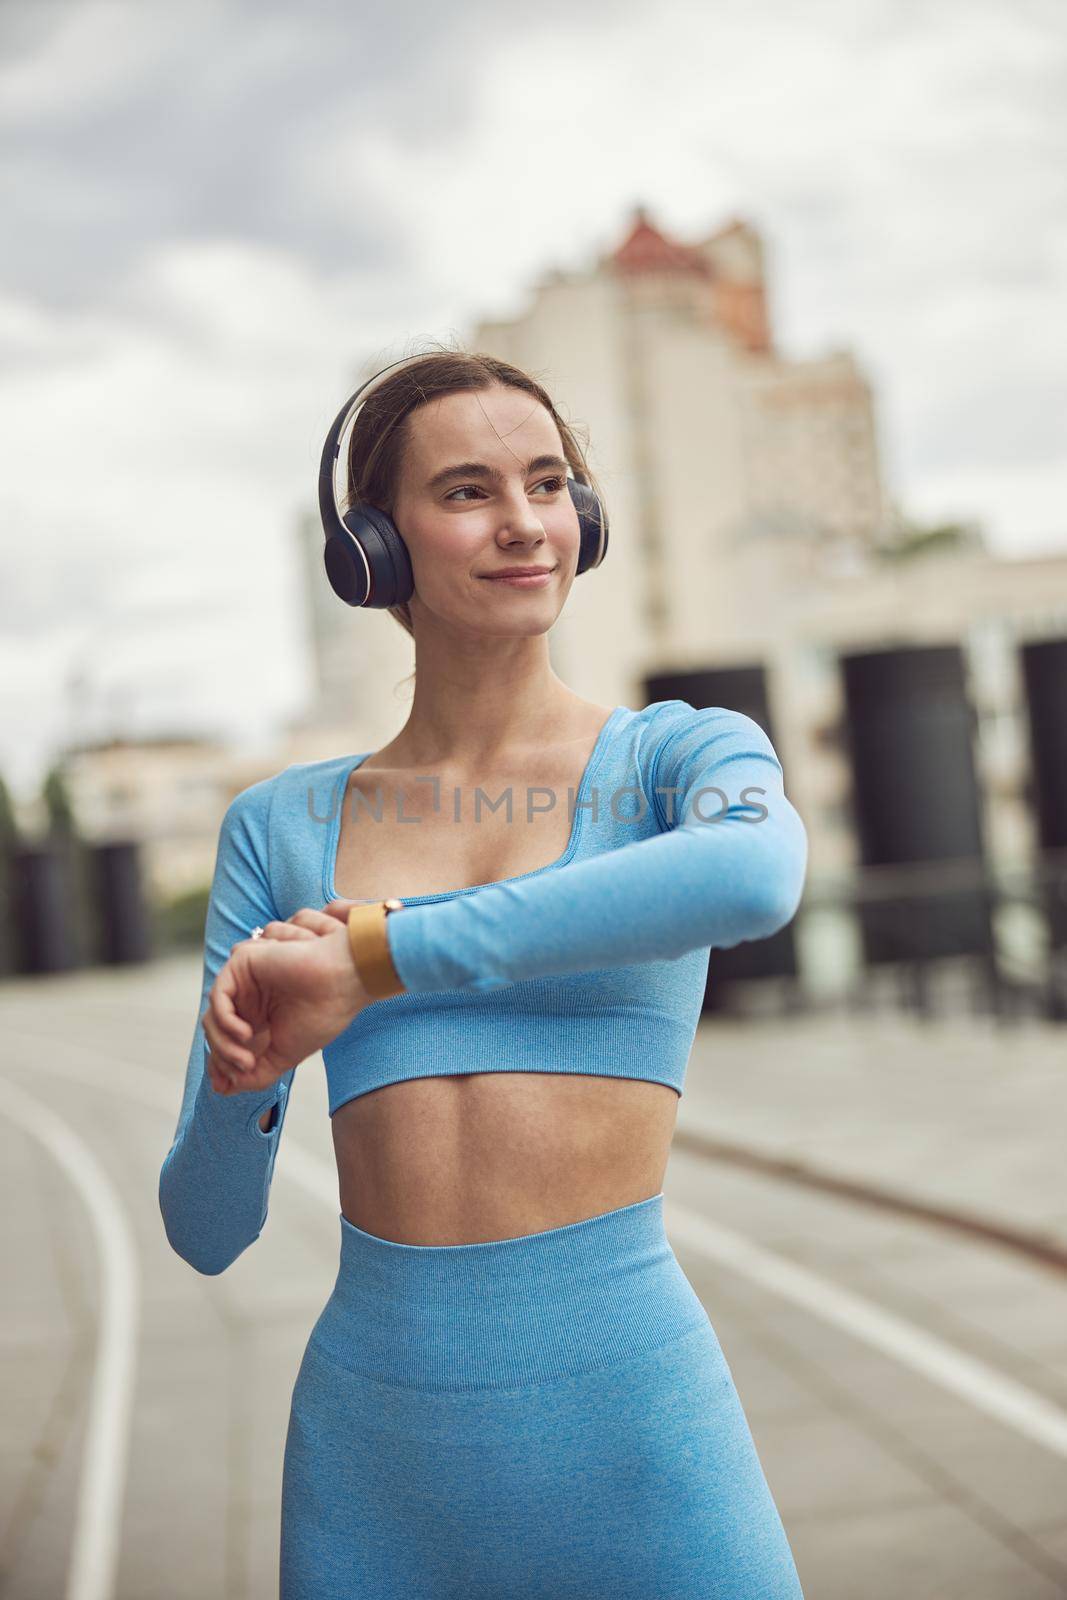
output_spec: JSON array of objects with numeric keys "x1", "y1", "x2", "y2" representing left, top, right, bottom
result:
[{"x1": 159, "y1": 698, "x2": 807, "y2": 1274}]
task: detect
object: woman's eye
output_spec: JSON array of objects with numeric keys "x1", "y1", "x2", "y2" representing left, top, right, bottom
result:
[{"x1": 445, "y1": 476, "x2": 567, "y2": 504}]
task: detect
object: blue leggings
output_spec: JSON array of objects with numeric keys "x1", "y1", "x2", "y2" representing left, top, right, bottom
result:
[{"x1": 280, "y1": 1191, "x2": 805, "y2": 1598}]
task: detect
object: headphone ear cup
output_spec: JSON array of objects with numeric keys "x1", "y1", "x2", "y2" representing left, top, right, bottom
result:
[
  {"x1": 567, "y1": 478, "x2": 610, "y2": 575},
  {"x1": 323, "y1": 503, "x2": 415, "y2": 608}
]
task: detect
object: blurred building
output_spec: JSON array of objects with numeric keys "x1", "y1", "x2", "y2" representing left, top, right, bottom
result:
[
  {"x1": 287, "y1": 207, "x2": 896, "y2": 754},
  {"x1": 56, "y1": 735, "x2": 273, "y2": 902},
  {"x1": 286, "y1": 506, "x2": 414, "y2": 763},
  {"x1": 472, "y1": 205, "x2": 895, "y2": 695},
  {"x1": 459, "y1": 205, "x2": 1067, "y2": 996},
  {"x1": 59, "y1": 207, "x2": 1067, "y2": 1002}
]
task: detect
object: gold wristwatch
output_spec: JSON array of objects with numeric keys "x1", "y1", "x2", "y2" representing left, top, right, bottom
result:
[{"x1": 346, "y1": 898, "x2": 407, "y2": 1000}]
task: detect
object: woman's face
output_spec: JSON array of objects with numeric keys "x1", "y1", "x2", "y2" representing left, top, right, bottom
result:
[{"x1": 389, "y1": 382, "x2": 582, "y2": 636}]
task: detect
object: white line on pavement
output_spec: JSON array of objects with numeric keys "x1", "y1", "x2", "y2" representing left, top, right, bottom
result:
[
  {"x1": 15, "y1": 1050, "x2": 1067, "y2": 1464},
  {"x1": 0, "y1": 1075, "x2": 141, "y2": 1600},
  {"x1": 664, "y1": 1201, "x2": 1067, "y2": 1461}
]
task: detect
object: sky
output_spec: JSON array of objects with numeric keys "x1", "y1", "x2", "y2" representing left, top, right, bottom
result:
[{"x1": 1, "y1": 0, "x2": 1065, "y2": 800}]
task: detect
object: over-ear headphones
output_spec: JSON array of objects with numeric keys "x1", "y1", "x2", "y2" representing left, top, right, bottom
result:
[{"x1": 319, "y1": 353, "x2": 610, "y2": 608}]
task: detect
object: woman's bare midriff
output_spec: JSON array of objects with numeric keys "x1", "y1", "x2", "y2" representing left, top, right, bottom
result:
[
  {"x1": 328, "y1": 698, "x2": 679, "y2": 1246},
  {"x1": 332, "y1": 1073, "x2": 679, "y2": 1246}
]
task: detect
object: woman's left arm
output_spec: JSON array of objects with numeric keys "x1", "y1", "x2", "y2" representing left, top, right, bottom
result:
[{"x1": 381, "y1": 703, "x2": 808, "y2": 994}]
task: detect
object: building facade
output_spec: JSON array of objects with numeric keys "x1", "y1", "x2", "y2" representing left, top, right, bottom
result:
[{"x1": 59, "y1": 208, "x2": 1067, "y2": 1002}]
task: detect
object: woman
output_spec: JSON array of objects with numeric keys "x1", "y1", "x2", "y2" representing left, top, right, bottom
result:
[{"x1": 159, "y1": 348, "x2": 809, "y2": 1598}]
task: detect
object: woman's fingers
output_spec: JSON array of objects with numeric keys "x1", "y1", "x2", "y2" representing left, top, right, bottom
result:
[
  {"x1": 246, "y1": 920, "x2": 317, "y2": 944},
  {"x1": 245, "y1": 904, "x2": 354, "y2": 935},
  {"x1": 207, "y1": 1050, "x2": 272, "y2": 1096},
  {"x1": 321, "y1": 899, "x2": 358, "y2": 925},
  {"x1": 205, "y1": 1019, "x2": 251, "y2": 1079},
  {"x1": 211, "y1": 962, "x2": 252, "y2": 1040},
  {"x1": 206, "y1": 1049, "x2": 236, "y2": 1094},
  {"x1": 289, "y1": 907, "x2": 348, "y2": 936},
  {"x1": 209, "y1": 968, "x2": 260, "y2": 1076},
  {"x1": 204, "y1": 990, "x2": 256, "y2": 1076},
  {"x1": 205, "y1": 1034, "x2": 237, "y2": 1092},
  {"x1": 205, "y1": 953, "x2": 284, "y2": 1088},
  {"x1": 206, "y1": 1021, "x2": 285, "y2": 1097}
]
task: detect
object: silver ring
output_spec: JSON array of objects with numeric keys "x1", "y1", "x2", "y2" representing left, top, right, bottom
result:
[{"x1": 250, "y1": 926, "x2": 265, "y2": 940}]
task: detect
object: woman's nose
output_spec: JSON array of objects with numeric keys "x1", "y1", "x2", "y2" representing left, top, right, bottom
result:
[{"x1": 498, "y1": 494, "x2": 546, "y2": 539}]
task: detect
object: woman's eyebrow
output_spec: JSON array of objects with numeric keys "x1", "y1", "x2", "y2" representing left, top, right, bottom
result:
[{"x1": 426, "y1": 454, "x2": 569, "y2": 491}]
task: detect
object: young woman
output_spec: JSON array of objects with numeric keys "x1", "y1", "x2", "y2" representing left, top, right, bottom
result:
[{"x1": 159, "y1": 349, "x2": 809, "y2": 1598}]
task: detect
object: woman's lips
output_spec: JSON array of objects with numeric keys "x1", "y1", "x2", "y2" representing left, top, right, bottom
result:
[{"x1": 479, "y1": 568, "x2": 557, "y2": 588}]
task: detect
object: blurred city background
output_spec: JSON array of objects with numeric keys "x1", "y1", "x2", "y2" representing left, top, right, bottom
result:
[{"x1": 2, "y1": 1, "x2": 1066, "y2": 1596}]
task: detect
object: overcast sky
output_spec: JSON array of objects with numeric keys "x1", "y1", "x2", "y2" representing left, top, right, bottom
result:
[{"x1": 2, "y1": 0, "x2": 1064, "y2": 799}]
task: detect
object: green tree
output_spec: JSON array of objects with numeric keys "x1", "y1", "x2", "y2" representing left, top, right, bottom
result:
[
  {"x1": 0, "y1": 773, "x2": 19, "y2": 850},
  {"x1": 879, "y1": 517, "x2": 988, "y2": 563},
  {"x1": 40, "y1": 764, "x2": 95, "y2": 964},
  {"x1": 42, "y1": 765, "x2": 79, "y2": 841},
  {"x1": 0, "y1": 771, "x2": 20, "y2": 976}
]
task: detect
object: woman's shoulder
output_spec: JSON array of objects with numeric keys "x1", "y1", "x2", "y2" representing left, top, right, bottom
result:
[
  {"x1": 631, "y1": 697, "x2": 755, "y2": 745},
  {"x1": 631, "y1": 698, "x2": 783, "y2": 780},
  {"x1": 224, "y1": 750, "x2": 366, "y2": 825}
]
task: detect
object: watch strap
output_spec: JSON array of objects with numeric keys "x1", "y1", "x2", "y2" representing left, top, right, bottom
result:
[{"x1": 346, "y1": 899, "x2": 407, "y2": 1000}]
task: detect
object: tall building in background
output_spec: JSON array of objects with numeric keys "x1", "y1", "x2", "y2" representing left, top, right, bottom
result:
[
  {"x1": 65, "y1": 203, "x2": 1064, "y2": 1007},
  {"x1": 289, "y1": 206, "x2": 894, "y2": 745},
  {"x1": 470, "y1": 205, "x2": 893, "y2": 703},
  {"x1": 464, "y1": 204, "x2": 1067, "y2": 1003}
]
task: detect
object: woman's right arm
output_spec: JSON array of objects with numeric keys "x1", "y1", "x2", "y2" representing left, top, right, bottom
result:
[{"x1": 158, "y1": 782, "x2": 297, "y2": 1276}]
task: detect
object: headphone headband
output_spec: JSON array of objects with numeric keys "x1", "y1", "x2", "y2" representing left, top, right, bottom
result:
[{"x1": 319, "y1": 353, "x2": 437, "y2": 546}]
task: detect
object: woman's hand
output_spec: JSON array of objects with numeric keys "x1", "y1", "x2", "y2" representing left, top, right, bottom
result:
[
  {"x1": 319, "y1": 898, "x2": 361, "y2": 926},
  {"x1": 202, "y1": 908, "x2": 370, "y2": 1095}
]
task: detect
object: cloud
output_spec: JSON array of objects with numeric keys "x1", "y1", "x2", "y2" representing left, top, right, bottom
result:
[
  {"x1": 0, "y1": 0, "x2": 642, "y2": 312},
  {"x1": 0, "y1": 0, "x2": 485, "y2": 309},
  {"x1": 0, "y1": 0, "x2": 1064, "y2": 797}
]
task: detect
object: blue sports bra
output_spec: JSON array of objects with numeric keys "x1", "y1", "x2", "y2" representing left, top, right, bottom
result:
[{"x1": 159, "y1": 699, "x2": 808, "y2": 1273}]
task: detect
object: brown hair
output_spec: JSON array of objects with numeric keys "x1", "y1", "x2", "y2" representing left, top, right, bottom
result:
[{"x1": 340, "y1": 338, "x2": 604, "y2": 647}]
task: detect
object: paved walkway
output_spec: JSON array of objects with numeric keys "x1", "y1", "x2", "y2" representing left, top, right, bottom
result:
[
  {"x1": 0, "y1": 958, "x2": 1065, "y2": 1597},
  {"x1": 678, "y1": 1008, "x2": 1067, "y2": 1247}
]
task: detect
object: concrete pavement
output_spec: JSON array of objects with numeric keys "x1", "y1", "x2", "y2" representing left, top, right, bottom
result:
[{"x1": 1, "y1": 957, "x2": 1065, "y2": 1597}]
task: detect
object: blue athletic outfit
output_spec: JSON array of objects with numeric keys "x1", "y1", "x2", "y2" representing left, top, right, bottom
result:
[{"x1": 159, "y1": 698, "x2": 809, "y2": 1597}]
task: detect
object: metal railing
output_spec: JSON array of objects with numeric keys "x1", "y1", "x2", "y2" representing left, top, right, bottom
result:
[{"x1": 762, "y1": 847, "x2": 1067, "y2": 1024}]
